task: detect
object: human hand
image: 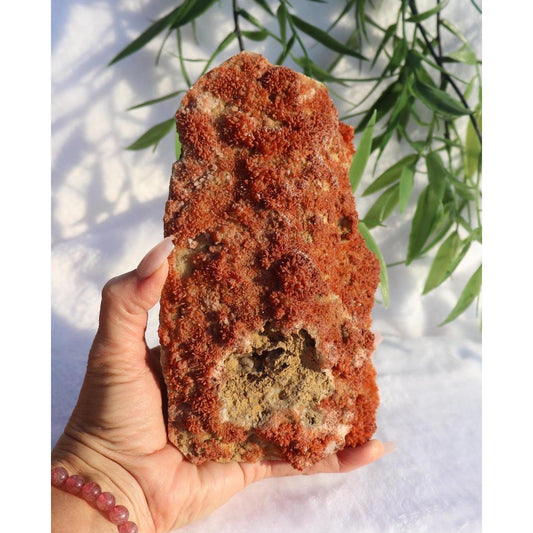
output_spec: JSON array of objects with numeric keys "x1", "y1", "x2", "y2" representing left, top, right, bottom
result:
[{"x1": 52, "y1": 237, "x2": 392, "y2": 532}]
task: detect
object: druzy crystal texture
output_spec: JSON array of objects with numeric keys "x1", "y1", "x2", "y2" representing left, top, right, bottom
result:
[{"x1": 159, "y1": 52, "x2": 380, "y2": 470}]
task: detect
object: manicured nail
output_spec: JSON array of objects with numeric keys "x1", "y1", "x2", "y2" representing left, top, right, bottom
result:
[
  {"x1": 374, "y1": 330, "x2": 383, "y2": 348},
  {"x1": 382, "y1": 441, "x2": 396, "y2": 455},
  {"x1": 136, "y1": 236, "x2": 175, "y2": 279}
]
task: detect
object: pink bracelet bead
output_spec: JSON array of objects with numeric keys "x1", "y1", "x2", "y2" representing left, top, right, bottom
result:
[
  {"x1": 96, "y1": 491, "x2": 116, "y2": 512},
  {"x1": 52, "y1": 466, "x2": 138, "y2": 532},
  {"x1": 108, "y1": 504, "x2": 129, "y2": 525},
  {"x1": 118, "y1": 521, "x2": 139, "y2": 533},
  {"x1": 82, "y1": 480, "x2": 102, "y2": 502},
  {"x1": 65, "y1": 474, "x2": 85, "y2": 494},
  {"x1": 51, "y1": 466, "x2": 68, "y2": 487}
]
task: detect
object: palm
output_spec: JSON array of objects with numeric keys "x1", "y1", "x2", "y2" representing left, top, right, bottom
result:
[
  {"x1": 125, "y1": 345, "x2": 259, "y2": 532},
  {"x1": 73, "y1": 339, "x2": 260, "y2": 531}
]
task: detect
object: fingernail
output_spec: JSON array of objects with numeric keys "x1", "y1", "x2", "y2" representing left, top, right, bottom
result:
[
  {"x1": 382, "y1": 441, "x2": 396, "y2": 455},
  {"x1": 136, "y1": 236, "x2": 175, "y2": 279},
  {"x1": 374, "y1": 330, "x2": 383, "y2": 348}
]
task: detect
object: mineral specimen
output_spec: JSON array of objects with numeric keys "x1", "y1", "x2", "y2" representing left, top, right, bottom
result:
[{"x1": 158, "y1": 52, "x2": 380, "y2": 470}]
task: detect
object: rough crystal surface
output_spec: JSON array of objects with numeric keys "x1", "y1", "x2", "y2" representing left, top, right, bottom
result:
[{"x1": 159, "y1": 52, "x2": 380, "y2": 470}]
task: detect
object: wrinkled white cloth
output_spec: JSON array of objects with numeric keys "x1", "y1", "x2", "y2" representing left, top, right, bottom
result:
[{"x1": 52, "y1": 1, "x2": 482, "y2": 531}]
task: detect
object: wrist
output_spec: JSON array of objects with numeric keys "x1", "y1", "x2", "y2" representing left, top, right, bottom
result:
[
  {"x1": 52, "y1": 432, "x2": 155, "y2": 532},
  {"x1": 52, "y1": 485, "x2": 117, "y2": 533}
]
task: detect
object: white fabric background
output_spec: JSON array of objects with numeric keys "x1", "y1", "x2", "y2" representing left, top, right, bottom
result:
[{"x1": 51, "y1": 1, "x2": 482, "y2": 531}]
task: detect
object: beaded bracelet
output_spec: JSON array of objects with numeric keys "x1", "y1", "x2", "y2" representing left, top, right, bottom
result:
[{"x1": 52, "y1": 465, "x2": 139, "y2": 533}]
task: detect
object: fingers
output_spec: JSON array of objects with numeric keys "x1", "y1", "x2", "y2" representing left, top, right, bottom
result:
[
  {"x1": 136, "y1": 236, "x2": 175, "y2": 279},
  {"x1": 91, "y1": 237, "x2": 175, "y2": 356},
  {"x1": 261, "y1": 439, "x2": 393, "y2": 480},
  {"x1": 374, "y1": 330, "x2": 383, "y2": 348}
]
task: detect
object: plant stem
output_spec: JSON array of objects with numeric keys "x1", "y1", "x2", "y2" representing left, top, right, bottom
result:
[
  {"x1": 232, "y1": 0, "x2": 244, "y2": 51},
  {"x1": 408, "y1": 0, "x2": 482, "y2": 145},
  {"x1": 436, "y1": 0, "x2": 451, "y2": 162}
]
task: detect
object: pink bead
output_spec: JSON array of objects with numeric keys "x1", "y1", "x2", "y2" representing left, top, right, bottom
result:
[
  {"x1": 118, "y1": 521, "x2": 139, "y2": 533},
  {"x1": 96, "y1": 491, "x2": 115, "y2": 512},
  {"x1": 65, "y1": 474, "x2": 85, "y2": 494},
  {"x1": 81, "y1": 481, "x2": 101, "y2": 502},
  {"x1": 51, "y1": 466, "x2": 68, "y2": 487},
  {"x1": 108, "y1": 504, "x2": 129, "y2": 525}
]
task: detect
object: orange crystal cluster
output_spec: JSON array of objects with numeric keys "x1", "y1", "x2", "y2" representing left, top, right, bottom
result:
[{"x1": 159, "y1": 52, "x2": 380, "y2": 470}]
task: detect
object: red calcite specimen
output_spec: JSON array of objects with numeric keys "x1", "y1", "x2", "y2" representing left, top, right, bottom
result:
[{"x1": 159, "y1": 52, "x2": 380, "y2": 470}]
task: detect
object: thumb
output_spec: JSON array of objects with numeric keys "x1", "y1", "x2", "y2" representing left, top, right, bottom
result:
[{"x1": 92, "y1": 237, "x2": 175, "y2": 356}]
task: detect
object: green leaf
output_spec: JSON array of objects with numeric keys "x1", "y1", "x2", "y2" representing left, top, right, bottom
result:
[
  {"x1": 419, "y1": 203, "x2": 455, "y2": 257},
  {"x1": 277, "y1": 3, "x2": 288, "y2": 47},
  {"x1": 470, "y1": 226, "x2": 482, "y2": 243},
  {"x1": 358, "y1": 221, "x2": 389, "y2": 307},
  {"x1": 290, "y1": 15, "x2": 367, "y2": 60},
  {"x1": 176, "y1": 27, "x2": 191, "y2": 87},
  {"x1": 406, "y1": 185, "x2": 442, "y2": 263},
  {"x1": 387, "y1": 38, "x2": 408, "y2": 73},
  {"x1": 411, "y1": 49, "x2": 468, "y2": 84},
  {"x1": 388, "y1": 74, "x2": 413, "y2": 125},
  {"x1": 371, "y1": 129, "x2": 395, "y2": 159},
  {"x1": 362, "y1": 154, "x2": 418, "y2": 196},
  {"x1": 407, "y1": 0, "x2": 449, "y2": 23},
  {"x1": 108, "y1": 6, "x2": 182, "y2": 65},
  {"x1": 109, "y1": 0, "x2": 219, "y2": 66},
  {"x1": 169, "y1": 0, "x2": 219, "y2": 29},
  {"x1": 440, "y1": 18, "x2": 469, "y2": 46},
  {"x1": 293, "y1": 57, "x2": 347, "y2": 84},
  {"x1": 328, "y1": 29, "x2": 360, "y2": 72},
  {"x1": 236, "y1": 8, "x2": 264, "y2": 29},
  {"x1": 242, "y1": 30, "x2": 269, "y2": 41},
  {"x1": 127, "y1": 90, "x2": 185, "y2": 111},
  {"x1": 237, "y1": 8, "x2": 281, "y2": 42},
  {"x1": 439, "y1": 265, "x2": 482, "y2": 325},
  {"x1": 371, "y1": 23, "x2": 397, "y2": 68},
  {"x1": 423, "y1": 230, "x2": 461, "y2": 294},
  {"x1": 252, "y1": 0, "x2": 274, "y2": 16},
  {"x1": 447, "y1": 44, "x2": 478, "y2": 65},
  {"x1": 355, "y1": 82, "x2": 402, "y2": 133},
  {"x1": 449, "y1": 176, "x2": 477, "y2": 200},
  {"x1": 349, "y1": 111, "x2": 376, "y2": 192},
  {"x1": 463, "y1": 77, "x2": 476, "y2": 101},
  {"x1": 410, "y1": 59, "x2": 436, "y2": 87},
  {"x1": 275, "y1": 34, "x2": 295, "y2": 65},
  {"x1": 355, "y1": 0, "x2": 369, "y2": 40},
  {"x1": 433, "y1": 136, "x2": 463, "y2": 150},
  {"x1": 448, "y1": 238, "x2": 472, "y2": 276},
  {"x1": 425, "y1": 152, "x2": 448, "y2": 199},
  {"x1": 155, "y1": 26, "x2": 174, "y2": 65},
  {"x1": 175, "y1": 130, "x2": 182, "y2": 160},
  {"x1": 126, "y1": 118, "x2": 175, "y2": 151},
  {"x1": 327, "y1": 0, "x2": 357, "y2": 32},
  {"x1": 201, "y1": 32, "x2": 237, "y2": 75},
  {"x1": 412, "y1": 79, "x2": 471, "y2": 119},
  {"x1": 362, "y1": 183, "x2": 400, "y2": 229},
  {"x1": 398, "y1": 165, "x2": 415, "y2": 213},
  {"x1": 464, "y1": 110, "x2": 482, "y2": 179}
]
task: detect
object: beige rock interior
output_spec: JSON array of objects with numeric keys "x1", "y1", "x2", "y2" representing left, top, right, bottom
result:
[{"x1": 220, "y1": 325, "x2": 334, "y2": 428}]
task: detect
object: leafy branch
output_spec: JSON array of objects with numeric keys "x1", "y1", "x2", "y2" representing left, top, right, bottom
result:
[
  {"x1": 408, "y1": 0, "x2": 481, "y2": 144},
  {"x1": 109, "y1": 0, "x2": 482, "y2": 327}
]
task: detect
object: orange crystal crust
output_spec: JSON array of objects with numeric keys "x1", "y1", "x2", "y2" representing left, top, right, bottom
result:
[{"x1": 159, "y1": 52, "x2": 380, "y2": 470}]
